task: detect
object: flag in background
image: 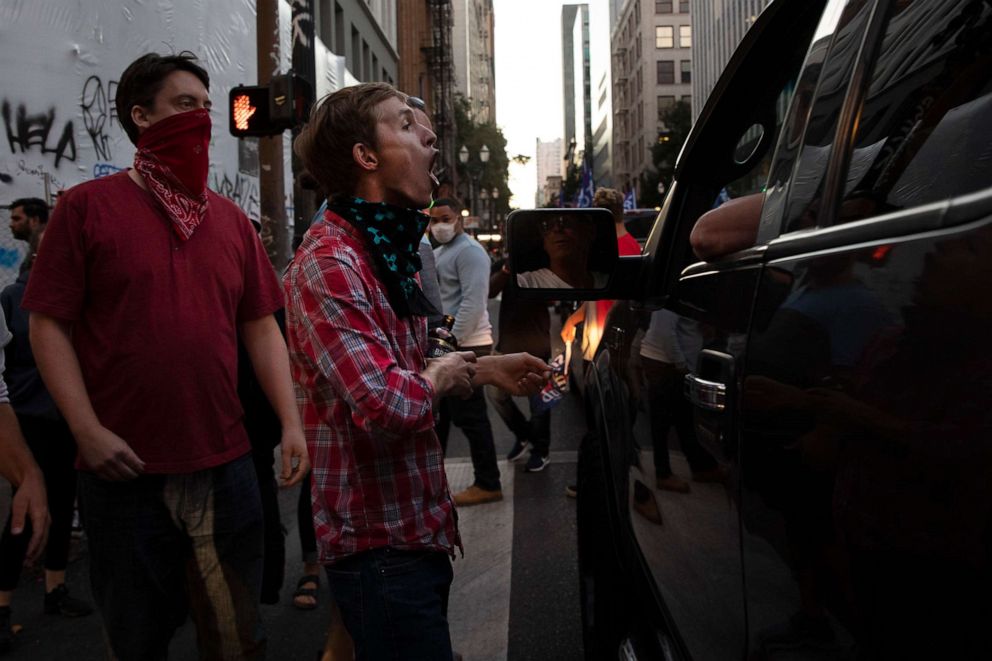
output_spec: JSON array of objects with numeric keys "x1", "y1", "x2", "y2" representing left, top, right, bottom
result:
[
  {"x1": 575, "y1": 161, "x2": 594, "y2": 208},
  {"x1": 623, "y1": 188, "x2": 636, "y2": 211}
]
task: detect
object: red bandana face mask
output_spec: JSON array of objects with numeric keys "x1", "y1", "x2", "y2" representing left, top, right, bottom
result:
[{"x1": 133, "y1": 108, "x2": 211, "y2": 241}]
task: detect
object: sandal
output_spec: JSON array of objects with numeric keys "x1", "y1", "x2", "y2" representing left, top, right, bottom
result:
[{"x1": 292, "y1": 574, "x2": 320, "y2": 610}]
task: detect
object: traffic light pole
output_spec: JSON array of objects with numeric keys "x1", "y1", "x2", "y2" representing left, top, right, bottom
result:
[
  {"x1": 291, "y1": 0, "x2": 316, "y2": 250},
  {"x1": 256, "y1": 0, "x2": 289, "y2": 269}
]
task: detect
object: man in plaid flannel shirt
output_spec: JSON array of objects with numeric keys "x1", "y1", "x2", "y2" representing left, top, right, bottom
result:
[{"x1": 285, "y1": 83, "x2": 549, "y2": 660}]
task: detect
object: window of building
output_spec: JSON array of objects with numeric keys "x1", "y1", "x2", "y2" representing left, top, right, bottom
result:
[
  {"x1": 655, "y1": 0, "x2": 673, "y2": 14},
  {"x1": 681, "y1": 94, "x2": 692, "y2": 104},
  {"x1": 334, "y1": 3, "x2": 344, "y2": 53},
  {"x1": 658, "y1": 95, "x2": 676, "y2": 120},
  {"x1": 656, "y1": 26, "x2": 673, "y2": 48},
  {"x1": 679, "y1": 0, "x2": 689, "y2": 13},
  {"x1": 679, "y1": 24, "x2": 691, "y2": 48},
  {"x1": 681, "y1": 60, "x2": 691, "y2": 84},
  {"x1": 350, "y1": 26, "x2": 360, "y2": 74},
  {"x1": 657, "y1": 60, "x2": 674, "y2": 85}
]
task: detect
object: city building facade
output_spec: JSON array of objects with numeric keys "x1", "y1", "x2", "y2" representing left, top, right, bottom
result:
[
  {"x1": 396, "y1": 0, "x2": 457, "y2": 197},
  {"x1": 611, "y1": 0, "x2": 693, "y2": 196},
  {"x1": 535, "y1": 138, "x2": 564, "y2": 206},
  {"x1": 313, "y1": 0, "x2": 399, "y2": 85},
  {"x1": 451, "y1": 0, "x2": 496, "y2": 122},
  {"x1": 562, "y1": 4, "x2": 592, "y2": 169},
  {"x1": 589, "y1": 0, "x2": 615, "y2": 187}
]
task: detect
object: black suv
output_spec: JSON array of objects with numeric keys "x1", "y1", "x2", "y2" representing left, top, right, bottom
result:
[{"x1": 507, "y1": 0, "x2": 992, "y2": 659}]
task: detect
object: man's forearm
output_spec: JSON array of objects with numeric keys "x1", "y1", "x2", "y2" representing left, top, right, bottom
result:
[
  {"x1": 473, "y1": 355, "x2": 505, "y2": 387},
  {"x1": 0, "y1": 403, "x2": 37, "y2": 487},
  {"x1": 29, "y1": 313, "x2": 102, "y2": 437},
  {"x1": 241, "y1": 315, "x2": 303, "y2": 429},
  {"x1": 489, "y1": 268, "x2": 510, "y2": 298}
]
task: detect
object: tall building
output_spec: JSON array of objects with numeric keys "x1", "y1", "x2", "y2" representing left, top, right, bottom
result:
[
  {"x1": 611, "y1": 0, "x2": 693, "y2": 195},
  {"x1": 396, "y1": 0, "x2": 457, "y2": 196},
  {"x1": 451, "y1": 0, "x2": 496, "y2": 122},
  {"x1": 562, "y1": 4, "x2": 592, "y2": 168},
  {"x1": 313, "y1": 0, "x2": 399, "y2": 84},
  {"x1": 589, "y1": 0, "x2": 615, "y2": 187},
  {"x1": 689, "y1": 0, "x2": 769, "y2": 120},
  {"x1": 535, "y1": 138, "x2": 564, "y2": 206}
]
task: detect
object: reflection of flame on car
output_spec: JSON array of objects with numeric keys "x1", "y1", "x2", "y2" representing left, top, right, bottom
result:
[{"x1": 581, "y1": 315, "x2": 604, "y2": 362}]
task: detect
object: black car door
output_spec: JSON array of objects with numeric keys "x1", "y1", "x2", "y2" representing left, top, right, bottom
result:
[
  {"x1": 734, "y1": 1, "x2": 992, "y2": 659},
  {"x1": 624, "y1": 1, "x2": 834, "y2": 658}
]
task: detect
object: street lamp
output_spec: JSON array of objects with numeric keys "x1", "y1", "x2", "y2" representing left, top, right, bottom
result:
[
  {"x1": 490, "y1": 187, "x2": 500, "y2": 234},
  {"x1": 480, "y1": 188, "x2": 489, "y2": 229},
  {"x1": 458, "y1": 144, "x2": 489, "y2": 225}
]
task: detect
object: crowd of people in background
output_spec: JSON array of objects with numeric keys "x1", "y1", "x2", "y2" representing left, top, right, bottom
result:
[{"x1": 0, "y1": 49, "x2": 666, "y2": 661}]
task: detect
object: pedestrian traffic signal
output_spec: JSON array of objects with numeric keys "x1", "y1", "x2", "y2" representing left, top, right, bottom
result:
[
  {"x1": 229, "y1": 86, "x2": 272, "y2": 137},
  {"x1": 228, "y1": 73, "x2": 314, "y2": 138}
]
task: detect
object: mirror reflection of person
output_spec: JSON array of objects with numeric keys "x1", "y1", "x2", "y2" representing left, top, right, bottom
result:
[
  {"x1": 516, "y1": 215, "x2": 608, "y2": 289},
  {"x1": 641, "y1": 310, "x2": 727, "y2": 493}
]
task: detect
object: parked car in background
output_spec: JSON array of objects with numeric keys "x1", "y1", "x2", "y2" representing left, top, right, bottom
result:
[
  {"x1": 508, "y1": 0, "x2": 992, "y2": 659},
  {"x1": 623, "y1": 209, "x2": 659, "y2": 249}
]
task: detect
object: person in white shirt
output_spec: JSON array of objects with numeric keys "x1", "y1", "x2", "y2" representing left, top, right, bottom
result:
[{"x1": 430, "y1": 198, "x2": 503, "y2": 506}]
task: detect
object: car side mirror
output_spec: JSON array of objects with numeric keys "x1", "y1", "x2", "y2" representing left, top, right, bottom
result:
[{"x1": 506, "y1": 208, "x2": 619, "y2": 300}]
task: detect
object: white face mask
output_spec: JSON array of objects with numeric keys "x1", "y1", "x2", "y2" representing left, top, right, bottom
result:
[{"x1": 431, "y1": 222, "x2": 457, "y2": 244}]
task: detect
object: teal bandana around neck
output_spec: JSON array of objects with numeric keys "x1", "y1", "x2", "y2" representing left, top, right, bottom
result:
[{"x1": 328, "y1": 196, "x2": 439, "y2": 319}]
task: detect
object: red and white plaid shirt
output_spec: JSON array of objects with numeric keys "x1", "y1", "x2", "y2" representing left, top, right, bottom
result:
[{"x1": 284, "y1": 211, "x2": 460, "y2": 563}]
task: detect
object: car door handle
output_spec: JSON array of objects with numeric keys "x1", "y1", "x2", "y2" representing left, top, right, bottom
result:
[{"x1": 684, "y1": 374, "x2": 727, "y2": 412}]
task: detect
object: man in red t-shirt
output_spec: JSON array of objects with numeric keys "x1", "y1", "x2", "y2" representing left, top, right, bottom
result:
[{"x1": 22, "y1": 53, "x2": 309, "y2": 660}]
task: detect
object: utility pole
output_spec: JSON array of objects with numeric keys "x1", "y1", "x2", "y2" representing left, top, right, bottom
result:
[
  {"x1": 291, "y1": 0, "x2": 316, "y2": 249},
  {"x1": 256, "y1": 0, "x2": 289, "y2": 269}
]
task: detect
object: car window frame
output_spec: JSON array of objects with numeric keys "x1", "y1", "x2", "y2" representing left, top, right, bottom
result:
[{"x1": 644, "y1": 0, "x2": 831, "y2": 308}]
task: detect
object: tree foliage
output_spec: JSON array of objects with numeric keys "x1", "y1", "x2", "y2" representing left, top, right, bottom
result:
[
  {"x1": 453, "y1": 94, "x2": 511, "y2": 216},
  {"x1": 639, "y1": 100, "x2": 692, "y2": 207}
]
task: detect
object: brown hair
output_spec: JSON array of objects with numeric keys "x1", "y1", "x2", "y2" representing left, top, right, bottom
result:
[
  {"x1": 294, "y1": 83, "x2": 406, "y2": 199},
  {"x1": 593, "y1": 187, "x2": 624, "y2": 222},
  {"x1": 115, "y1": 52, "x2": 210, "y2": 145}
]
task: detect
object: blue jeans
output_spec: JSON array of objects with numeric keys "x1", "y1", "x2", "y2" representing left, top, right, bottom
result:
[
  {"x1": 326, "y1": 547, "x2": 454, "y2": 660},
  {"x1": 79, "y1": 452, "x2": 265, "y2": 661}
]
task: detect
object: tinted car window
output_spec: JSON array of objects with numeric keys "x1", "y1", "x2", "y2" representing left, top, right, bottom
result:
[
  {"x1": 762, "y1": 0, "x2": 877, "y2": 239},
  {"x1": 833, "y1": 0, "x2": 992, "y2": 224}
]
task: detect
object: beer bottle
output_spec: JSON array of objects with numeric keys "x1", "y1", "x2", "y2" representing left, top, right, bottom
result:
[{"x1": 427, "y1": 315, "x2": 458, "y2": 358}]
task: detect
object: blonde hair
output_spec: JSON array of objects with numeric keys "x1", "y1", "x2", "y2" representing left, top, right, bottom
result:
[{"x1": 593, "y1": 187, "x2": 624, "y2": 222}]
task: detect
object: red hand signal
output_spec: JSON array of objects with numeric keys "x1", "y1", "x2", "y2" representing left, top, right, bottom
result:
[{"x1": 233, "y1": 94, "x2": 257, "y2": 131}]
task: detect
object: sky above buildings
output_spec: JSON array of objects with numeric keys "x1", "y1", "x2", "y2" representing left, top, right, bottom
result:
[{"x1": 493, "y1": 0, "x2": 573, "y2": 208}]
